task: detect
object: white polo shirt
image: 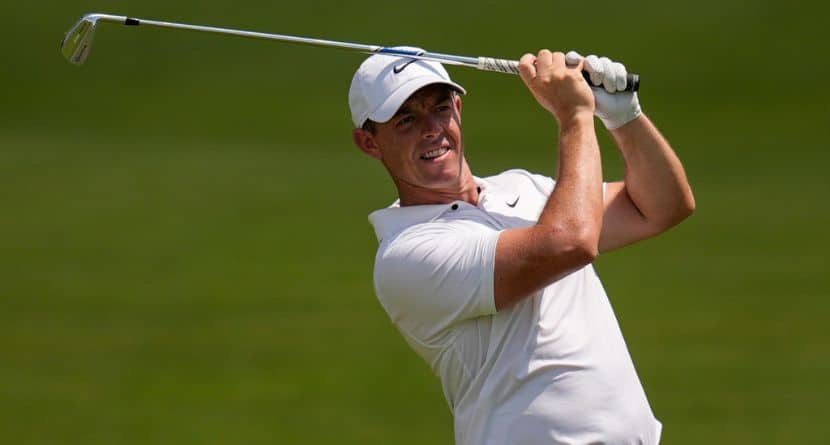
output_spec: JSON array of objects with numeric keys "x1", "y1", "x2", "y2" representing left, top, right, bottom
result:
[{"x1": 369, "y1": 169, "x2": 662, "y2": 445}]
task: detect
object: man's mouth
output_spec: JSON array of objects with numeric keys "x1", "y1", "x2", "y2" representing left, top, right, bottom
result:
[{"x1": 420, "y1": 147, "x2": 450, "y2": 161}]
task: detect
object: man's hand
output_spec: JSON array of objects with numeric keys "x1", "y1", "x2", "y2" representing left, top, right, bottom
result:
[
  {"x1": 565, "y1": 51, "x2": 642, "y2": 130},
  {"x1": 517, "y1": 50, "x2": 595, "y2": 125}
]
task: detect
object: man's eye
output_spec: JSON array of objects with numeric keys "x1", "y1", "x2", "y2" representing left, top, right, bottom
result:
[
  {"x1": 397, "y1": 116, "x2": 415, "y2": 126},
  {"x1": 436, "y1": 104, "x2": 451, "y2": 112}
]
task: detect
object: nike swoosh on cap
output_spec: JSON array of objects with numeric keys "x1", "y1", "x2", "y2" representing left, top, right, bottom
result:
[
  {"x1": 393, "y1": 59, "x2": 417, "y2": 74},
  {"x1": 506, "y1": 196, "x2": 520, "y2": 208}
]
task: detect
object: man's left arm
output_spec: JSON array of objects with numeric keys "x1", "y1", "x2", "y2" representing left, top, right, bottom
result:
[
  {"x1": 599, "y1": 114, "x2": 695, "y2": 252},
  {"x1": 565, "y1": 52, "x2": 696, "y2": 252}
]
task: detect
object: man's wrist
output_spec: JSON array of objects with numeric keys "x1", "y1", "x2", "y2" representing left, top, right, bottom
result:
[
  {"x1": 608, "y1": 112, "x2": 646, "y2": 136},
  {"x1": 597, "y1": 92, "x2": 642, "y2": 130},
  {"x1": 557, "y1": 111, "x2": 595, "y2": 130}
]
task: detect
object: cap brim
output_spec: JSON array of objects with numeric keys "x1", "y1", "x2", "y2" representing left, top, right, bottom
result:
[{"x1": 367, "y1": 77, "x2": 466, "y2": 125}]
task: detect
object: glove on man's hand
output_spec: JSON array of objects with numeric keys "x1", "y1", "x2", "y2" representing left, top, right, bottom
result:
[{"x1": 566, "y1": 51, "x2": 642, "y2": 129}]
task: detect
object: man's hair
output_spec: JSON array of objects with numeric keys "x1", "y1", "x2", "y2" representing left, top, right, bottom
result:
[
  {"x1": 360, "y1": 87, "x2": 459, "y2": 135},
  {"x1": 361, "y1": 119, "x2": 377, "y2": 134}
]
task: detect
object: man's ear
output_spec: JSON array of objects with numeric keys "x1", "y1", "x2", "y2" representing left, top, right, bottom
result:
[
  {"x1": 353, "y1": 128, "x2": 382, "y2": 160},
  {"x1": 454, "y1": 94, "x2": 463, "y2": 122}
]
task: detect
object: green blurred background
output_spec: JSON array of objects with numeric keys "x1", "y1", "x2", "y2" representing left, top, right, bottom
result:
[{"x1": 2, "y1": 0, "x2": 828, "y2": 443}]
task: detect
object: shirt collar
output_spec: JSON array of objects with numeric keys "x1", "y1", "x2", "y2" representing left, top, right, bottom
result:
[{"x1": 368, "y1": 176, "x2": 520, "y2": 242}]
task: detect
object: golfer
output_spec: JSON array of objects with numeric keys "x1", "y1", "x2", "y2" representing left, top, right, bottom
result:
[{"x1": 349, "y1": 48, "x2": 694, "y2": 445}]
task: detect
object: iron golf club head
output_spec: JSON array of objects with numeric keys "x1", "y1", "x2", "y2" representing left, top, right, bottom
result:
[{"x1": 61, "y1": 15, "x2": 98, "y2": 65}]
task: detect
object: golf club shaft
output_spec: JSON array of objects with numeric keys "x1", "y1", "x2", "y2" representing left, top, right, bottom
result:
[{"x1": 68, "y1": 13, "x2": 640, "y2": 92}]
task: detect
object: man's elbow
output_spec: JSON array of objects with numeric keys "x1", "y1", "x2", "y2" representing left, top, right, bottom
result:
[
  {"x1": 675, "y1": 188, "x2": 696, "y2": 222},
  {"x1": 494, "y1": 226, "x2": 599, "y2": 311},
  {"x1": 568, "y1": 242, "x2": 599, "y2": 268},
  {"x1": 545, "y1": 225, "x2": 600, "y2": 266},
  {"x1": 681, "y1": 193, "x2": 696, "y2": 218},
  {"x1": 571, "y1": 228, "x2": 600, "y2": 264},
  {"x1": 660, "y1": 190, "x2": 696, "y2": 229}
]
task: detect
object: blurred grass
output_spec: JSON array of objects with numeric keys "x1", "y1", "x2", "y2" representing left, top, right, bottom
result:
[{"x1": 2, "y1": 0, "x2": 829, "y2": 443}]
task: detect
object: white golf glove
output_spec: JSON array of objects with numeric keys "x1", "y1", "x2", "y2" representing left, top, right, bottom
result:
[{"x1": 566, "y1": 51, "x2": 641, "y2": 129}]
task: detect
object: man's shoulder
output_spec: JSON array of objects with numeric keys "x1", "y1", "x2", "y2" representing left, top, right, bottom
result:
[
  {"x1": 378, "y1": 214, "x2": 490, "y2": 252},
  {"x1": 368, "y1": 203, "x2": 451, "y2": 244},
  {"x1": 484, "y1": 169, "x2": 555, "y2": 194}
]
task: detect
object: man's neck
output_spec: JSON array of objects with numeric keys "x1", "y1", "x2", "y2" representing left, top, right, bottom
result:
[{"x1": 397, "y1": 169, "x2": 479, "y2": 207}]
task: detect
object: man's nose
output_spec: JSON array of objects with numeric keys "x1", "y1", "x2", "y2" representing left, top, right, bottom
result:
[{"x1": 421, "y1": 114, "x2": 443, "y2": 139}]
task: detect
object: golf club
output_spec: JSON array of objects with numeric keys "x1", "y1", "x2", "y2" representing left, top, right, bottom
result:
[{"x1": 61, "y1": 13, "x2": 639, "y2": 92}]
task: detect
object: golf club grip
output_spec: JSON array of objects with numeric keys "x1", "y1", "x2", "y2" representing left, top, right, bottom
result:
[{"x1": 477, "y1": 57, "x2": 640, "y2": 92}]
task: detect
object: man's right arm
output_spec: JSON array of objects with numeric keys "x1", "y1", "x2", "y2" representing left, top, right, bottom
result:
[{"x1": 493, "y1": 50, "x2": 604, "y2": 310}]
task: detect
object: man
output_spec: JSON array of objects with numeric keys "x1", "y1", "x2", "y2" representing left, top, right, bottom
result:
[{"x1": 349, "y1": 47, "x2": 694, "y2": 445}]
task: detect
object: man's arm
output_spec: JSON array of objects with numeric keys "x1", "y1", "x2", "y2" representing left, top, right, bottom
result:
[
  {"x1": 493, "y1": 50, "x2": 604, "y2": 310},
  {"x1": 599, "y1": 114, "x2": 695, "y2": 252},
  {"x1": 572, "y1": 53, "x2": 694, "y2": 252}
]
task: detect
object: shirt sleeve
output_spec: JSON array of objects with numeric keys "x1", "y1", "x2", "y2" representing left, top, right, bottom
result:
[{"x1": 373, "y1": 221, "x2": 500, "y2": 341}]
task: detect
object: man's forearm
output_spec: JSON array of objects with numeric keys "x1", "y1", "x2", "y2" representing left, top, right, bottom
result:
[
  {"x1": 538, "y1": 114, "x2": 604, "y2": 248},
  {"x1": 494, "y1": 115, "x2": 604, "y2": 308},
  {"x1": 611, "y1": 114, "x2": 695, "y2": 227},
  {"x1": 494, "y1": 52, "x2": 606, "y2": 309}
]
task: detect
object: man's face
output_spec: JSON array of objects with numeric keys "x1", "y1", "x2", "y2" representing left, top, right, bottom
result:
[{"x1": 355, "y1": 84, "x2": 465, "y2": 192}]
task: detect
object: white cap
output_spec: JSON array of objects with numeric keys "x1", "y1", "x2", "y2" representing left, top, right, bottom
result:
[{"x1": 348, "y1": 47, "x2": 466, "y2": 128}]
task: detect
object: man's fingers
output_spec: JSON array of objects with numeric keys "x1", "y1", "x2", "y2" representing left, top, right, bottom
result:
[
  {"x1": 550, "y1": 51, "x2": 566, "y2": 69},
  {"x1": 612, "y1": 62, "x2": 627, "y2": 92},
  {"x1": 518, "y1": 53, "x2": 537, "y2": 84},
  {"x1": 582, "y1": 55, "x2": 629, "y2": 92},
  {"x1": 599, "y1": 57, "x2": 617, "y2": 93},
  {"x1": 585, "y1": 55, "x2": 603, "y2": 87},
  {"x1": 565, "y1": 50, "x2": 583, "y2": 68},
  {"x1": 535, "y1": 49, "x2": 553, "y2": 74},
  {"x1": 519, "y1": 48, "x2": 597, "y2": 119}
]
